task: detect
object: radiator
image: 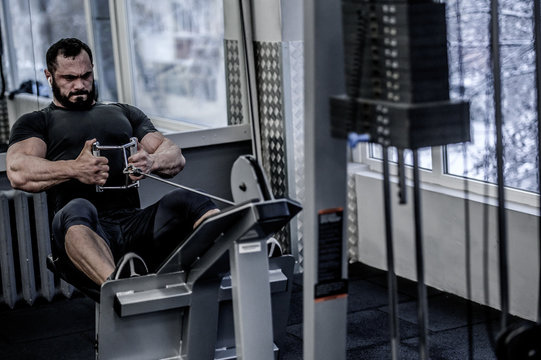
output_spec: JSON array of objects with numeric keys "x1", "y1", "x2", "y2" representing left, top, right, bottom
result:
[{"x1": 0, "y1": 190, "x2": 74, "y2": 308}]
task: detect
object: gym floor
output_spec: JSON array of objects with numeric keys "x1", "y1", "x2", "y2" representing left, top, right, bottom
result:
[{"x1": 0, "y1": 262, "x2": 530, "y2": 359}]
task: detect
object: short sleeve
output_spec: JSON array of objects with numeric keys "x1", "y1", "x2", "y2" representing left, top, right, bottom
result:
[
  {"x1": 8, "y1": 110, "x2": 47, "y2": 146},
  {"x1": 118, "y1": 103, "x2": 158, "y2": 141}
]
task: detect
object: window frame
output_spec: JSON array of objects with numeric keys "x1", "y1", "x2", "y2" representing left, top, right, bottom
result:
[
  {"x1": 109, "y1": 0, "x2": 135, "y2": 105},
  {"x1": 0, "y1": 0, "x2": 19, "y2": 90},
  {"x1": 354, "y1": 143, "x2": 540, "y2": 209},
  {"x1": 0, "y1": 0, "x2": 250, "y2": 146}
]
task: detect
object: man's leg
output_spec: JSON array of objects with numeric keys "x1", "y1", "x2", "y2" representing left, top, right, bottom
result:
[
  {"x1": 126, "y1": 189, "x2": 219, "y2": 270},
  {"x1": 52, "y1": 198, "x2": 115, "y2": 286},
  {"x1": 64, "y1": 224, "x2": 115, "y2": 285}
]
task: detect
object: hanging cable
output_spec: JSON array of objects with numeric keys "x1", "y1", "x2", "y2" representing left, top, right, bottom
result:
[
  {"x1": 482, "y1": 72, "x2": 498, "y2": 353},
  {"x1": 412, "y1": 149, "x2": 428, "y2": 360},
  {"x1": 489, "y1": 0, "x2": 509, "y2": 332},
  {"x1": 382, "y1": 147, "x2": 400, "y2": 360},
  {"x1": 452, "y1": 0, "x2": 475, "y2": 358},
  {"x1": 533, "y1": 0, "x2": 541, "y2": 325}
]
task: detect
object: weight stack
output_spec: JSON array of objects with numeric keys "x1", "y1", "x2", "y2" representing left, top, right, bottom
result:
[{"x1": 333, "y1": 0, "x2": 470, "y2": 149}]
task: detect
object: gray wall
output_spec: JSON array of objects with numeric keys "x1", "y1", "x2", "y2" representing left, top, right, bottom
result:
[
  {"x1": 354, "y1": 170, "x2": 540, "y2": 322},
  {"x1": 139, "y1": 141, "x2": 252, "y2": 208}
]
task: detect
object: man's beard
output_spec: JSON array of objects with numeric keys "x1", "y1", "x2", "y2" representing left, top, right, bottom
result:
[{"x1": 52, "y1": 79, "x2": 96, "y2": 110}]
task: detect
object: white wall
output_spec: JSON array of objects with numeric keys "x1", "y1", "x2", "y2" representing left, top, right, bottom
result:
[
  {"x1": 6, "y1": 93, "x2": 51, "y2": 129},
  {"x1": 355, "y1": 170, "x2": 539, "y2": 321}
]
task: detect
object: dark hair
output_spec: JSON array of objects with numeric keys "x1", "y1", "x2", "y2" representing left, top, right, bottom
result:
[{"x1": 46, "y1": 38, "x2": 93, "y2": 73}]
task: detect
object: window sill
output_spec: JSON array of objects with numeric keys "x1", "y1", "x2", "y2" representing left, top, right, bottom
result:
[{"x1": 352, "y1": 165, "x2": 539, "y2": 216}]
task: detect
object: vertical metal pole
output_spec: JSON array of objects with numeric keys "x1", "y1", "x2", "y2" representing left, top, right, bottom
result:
[
  {"x1": 304, "y1": 0, "x2": 348, "y2": 359},
  {"x1": 181, "y1": 280, "x2": 221, "y2": 360},
  {"x1": 382, "y1": 147, "x2": 400, "y2": 360},
  {"x1": 533, "y1": 0, "x2": 541, "y2": 325},
  {"x1": 412, "y1": 150, "x2": 428, "y2": 360},
  {"x1": 489, "y1": 0, "x2": 509, "y2": 330}
]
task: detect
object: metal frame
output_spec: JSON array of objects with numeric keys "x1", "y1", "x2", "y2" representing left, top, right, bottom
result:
[
  {"x1": 97, "y1": 198, "x2": 300, "y2": 359},
  {"x1": 91, "y1": 137, "x2": 139, "y2": 191},
  {"x1": 108, "y1": 0, "x2": 134, "y2": 104}
]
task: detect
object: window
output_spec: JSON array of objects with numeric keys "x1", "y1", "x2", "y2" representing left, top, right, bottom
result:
[
  {"x1": 1, "y1": 0, "x2": 229, "y2": 131},
  {"x1": 370, "y1": 145, "x2": 433, "y2": 171},
  {"x1": 125, "y1": 0, "x2": 227, "y2": 128},
  {"x1": 1, "y1": 0, "x2": 88, "y2": 94},
  {"x1": 359, "y1": 0, "x2": 540, "y2": 199},
  {"x1": 446, "y1": 0, "x2": 538, "y2": 193}
]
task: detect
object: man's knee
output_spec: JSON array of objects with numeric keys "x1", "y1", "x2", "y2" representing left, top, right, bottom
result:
[
  {"x1": 160, "y1": 189, "x2": 192, "y2": 208},
  {"x1": 52, "y1": 198, "x2": 98, "y2": 250},
  {"x1": 166, "y1": 188, "x2": 217, "y2": 209},
  {"x1": 159, "y1": 188, "x2": 217, "y2": 223}
]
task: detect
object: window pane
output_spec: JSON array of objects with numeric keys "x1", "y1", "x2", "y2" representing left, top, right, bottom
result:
[
  {"x1": 126, "y1": 0, "x2": 227, "y2": 128},
  {"x1": 5, "y1": 0, "x2": 87, "y2": 93},
  {"x1": 370, "y1": 144, "x2": 433, "y2": 171},
  {"x1": 445, "y1": 0, "x2": 538, "y2": 193}
]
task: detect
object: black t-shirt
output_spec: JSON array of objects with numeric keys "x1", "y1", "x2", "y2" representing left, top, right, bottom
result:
[{"x1": 9, "y1": 102, "x2": 158, "y2": 213}]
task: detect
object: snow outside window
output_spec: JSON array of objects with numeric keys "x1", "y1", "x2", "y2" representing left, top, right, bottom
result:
[{"x1": 446, "y1": 0, "x2": 538, "y2": 193}]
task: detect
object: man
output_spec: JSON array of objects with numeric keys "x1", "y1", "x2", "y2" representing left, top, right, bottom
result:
[{"x1": 6, "y1": 38, "x2": 219, "y2": 289}]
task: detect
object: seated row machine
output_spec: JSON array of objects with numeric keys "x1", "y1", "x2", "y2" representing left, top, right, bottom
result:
[{"x1": 48, "y1": 155, "x2": 301, "y2": 360}]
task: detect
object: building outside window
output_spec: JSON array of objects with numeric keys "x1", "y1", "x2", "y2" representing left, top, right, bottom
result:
[
  {"x1": 1, "y1": 0, "x2": 87, "y2": 95},
  {"x1": 125, "y1": 0, "x2": 227, "y2": 128},
  {"x1": 1, "y1": 0, "x2": 227, "y2": 130}
]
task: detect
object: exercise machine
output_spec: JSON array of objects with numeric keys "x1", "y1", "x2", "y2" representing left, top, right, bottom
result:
[{"x1": 48, "y1": 154, "x2": 301, "y2": 360}]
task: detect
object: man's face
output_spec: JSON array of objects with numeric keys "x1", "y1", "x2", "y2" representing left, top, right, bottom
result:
[{"x1": 50, "y1": 50, "x2": 95, "y2": 109}]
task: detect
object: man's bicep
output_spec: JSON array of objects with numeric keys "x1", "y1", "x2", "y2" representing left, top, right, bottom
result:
[
  {"x1": 140, "y1": 132, "x2": 169, "y2": 154},
  {"x1": 7, "y1": 137, "x2": 47, "y2": 159}
]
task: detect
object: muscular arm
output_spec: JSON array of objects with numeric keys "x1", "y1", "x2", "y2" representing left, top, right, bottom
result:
[
  {"x1": 128, "y1": 132, "x2": 185, "y2": 178},
  {"x1": 6, "y1": 137, "x2": 109, "y2": 193}
]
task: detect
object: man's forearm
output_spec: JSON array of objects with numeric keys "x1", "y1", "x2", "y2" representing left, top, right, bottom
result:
[
  {"x1": 149, "y1": 143, "x2": 185, "y2": 177},
  {"x1": 132, "y1": 133, "x2": 185, "y2": 178},
  {"x1": 7, "y1": 153, "x2": 74, "y2": 192}
]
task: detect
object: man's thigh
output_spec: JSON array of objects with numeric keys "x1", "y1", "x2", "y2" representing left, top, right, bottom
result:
[{"x1": 121, "y1": 189, "x2": 217, "y2": 269}]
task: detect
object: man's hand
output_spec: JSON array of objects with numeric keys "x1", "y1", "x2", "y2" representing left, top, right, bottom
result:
[
  {"x1": 127, "y1": 140, "x2": 155, "y2": 181},
  {"x1": 74, "y1": 139, "x2": 109, "y2": 185}
]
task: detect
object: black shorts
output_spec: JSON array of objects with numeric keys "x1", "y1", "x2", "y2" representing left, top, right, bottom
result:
[{"x1": 51, "y1": 188, "x2": 217, "y2": 271}]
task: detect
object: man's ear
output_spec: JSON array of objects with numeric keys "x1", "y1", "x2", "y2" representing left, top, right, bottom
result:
[{"x1": 44, "y1": 69, "x2": 52, "y2": 86}]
